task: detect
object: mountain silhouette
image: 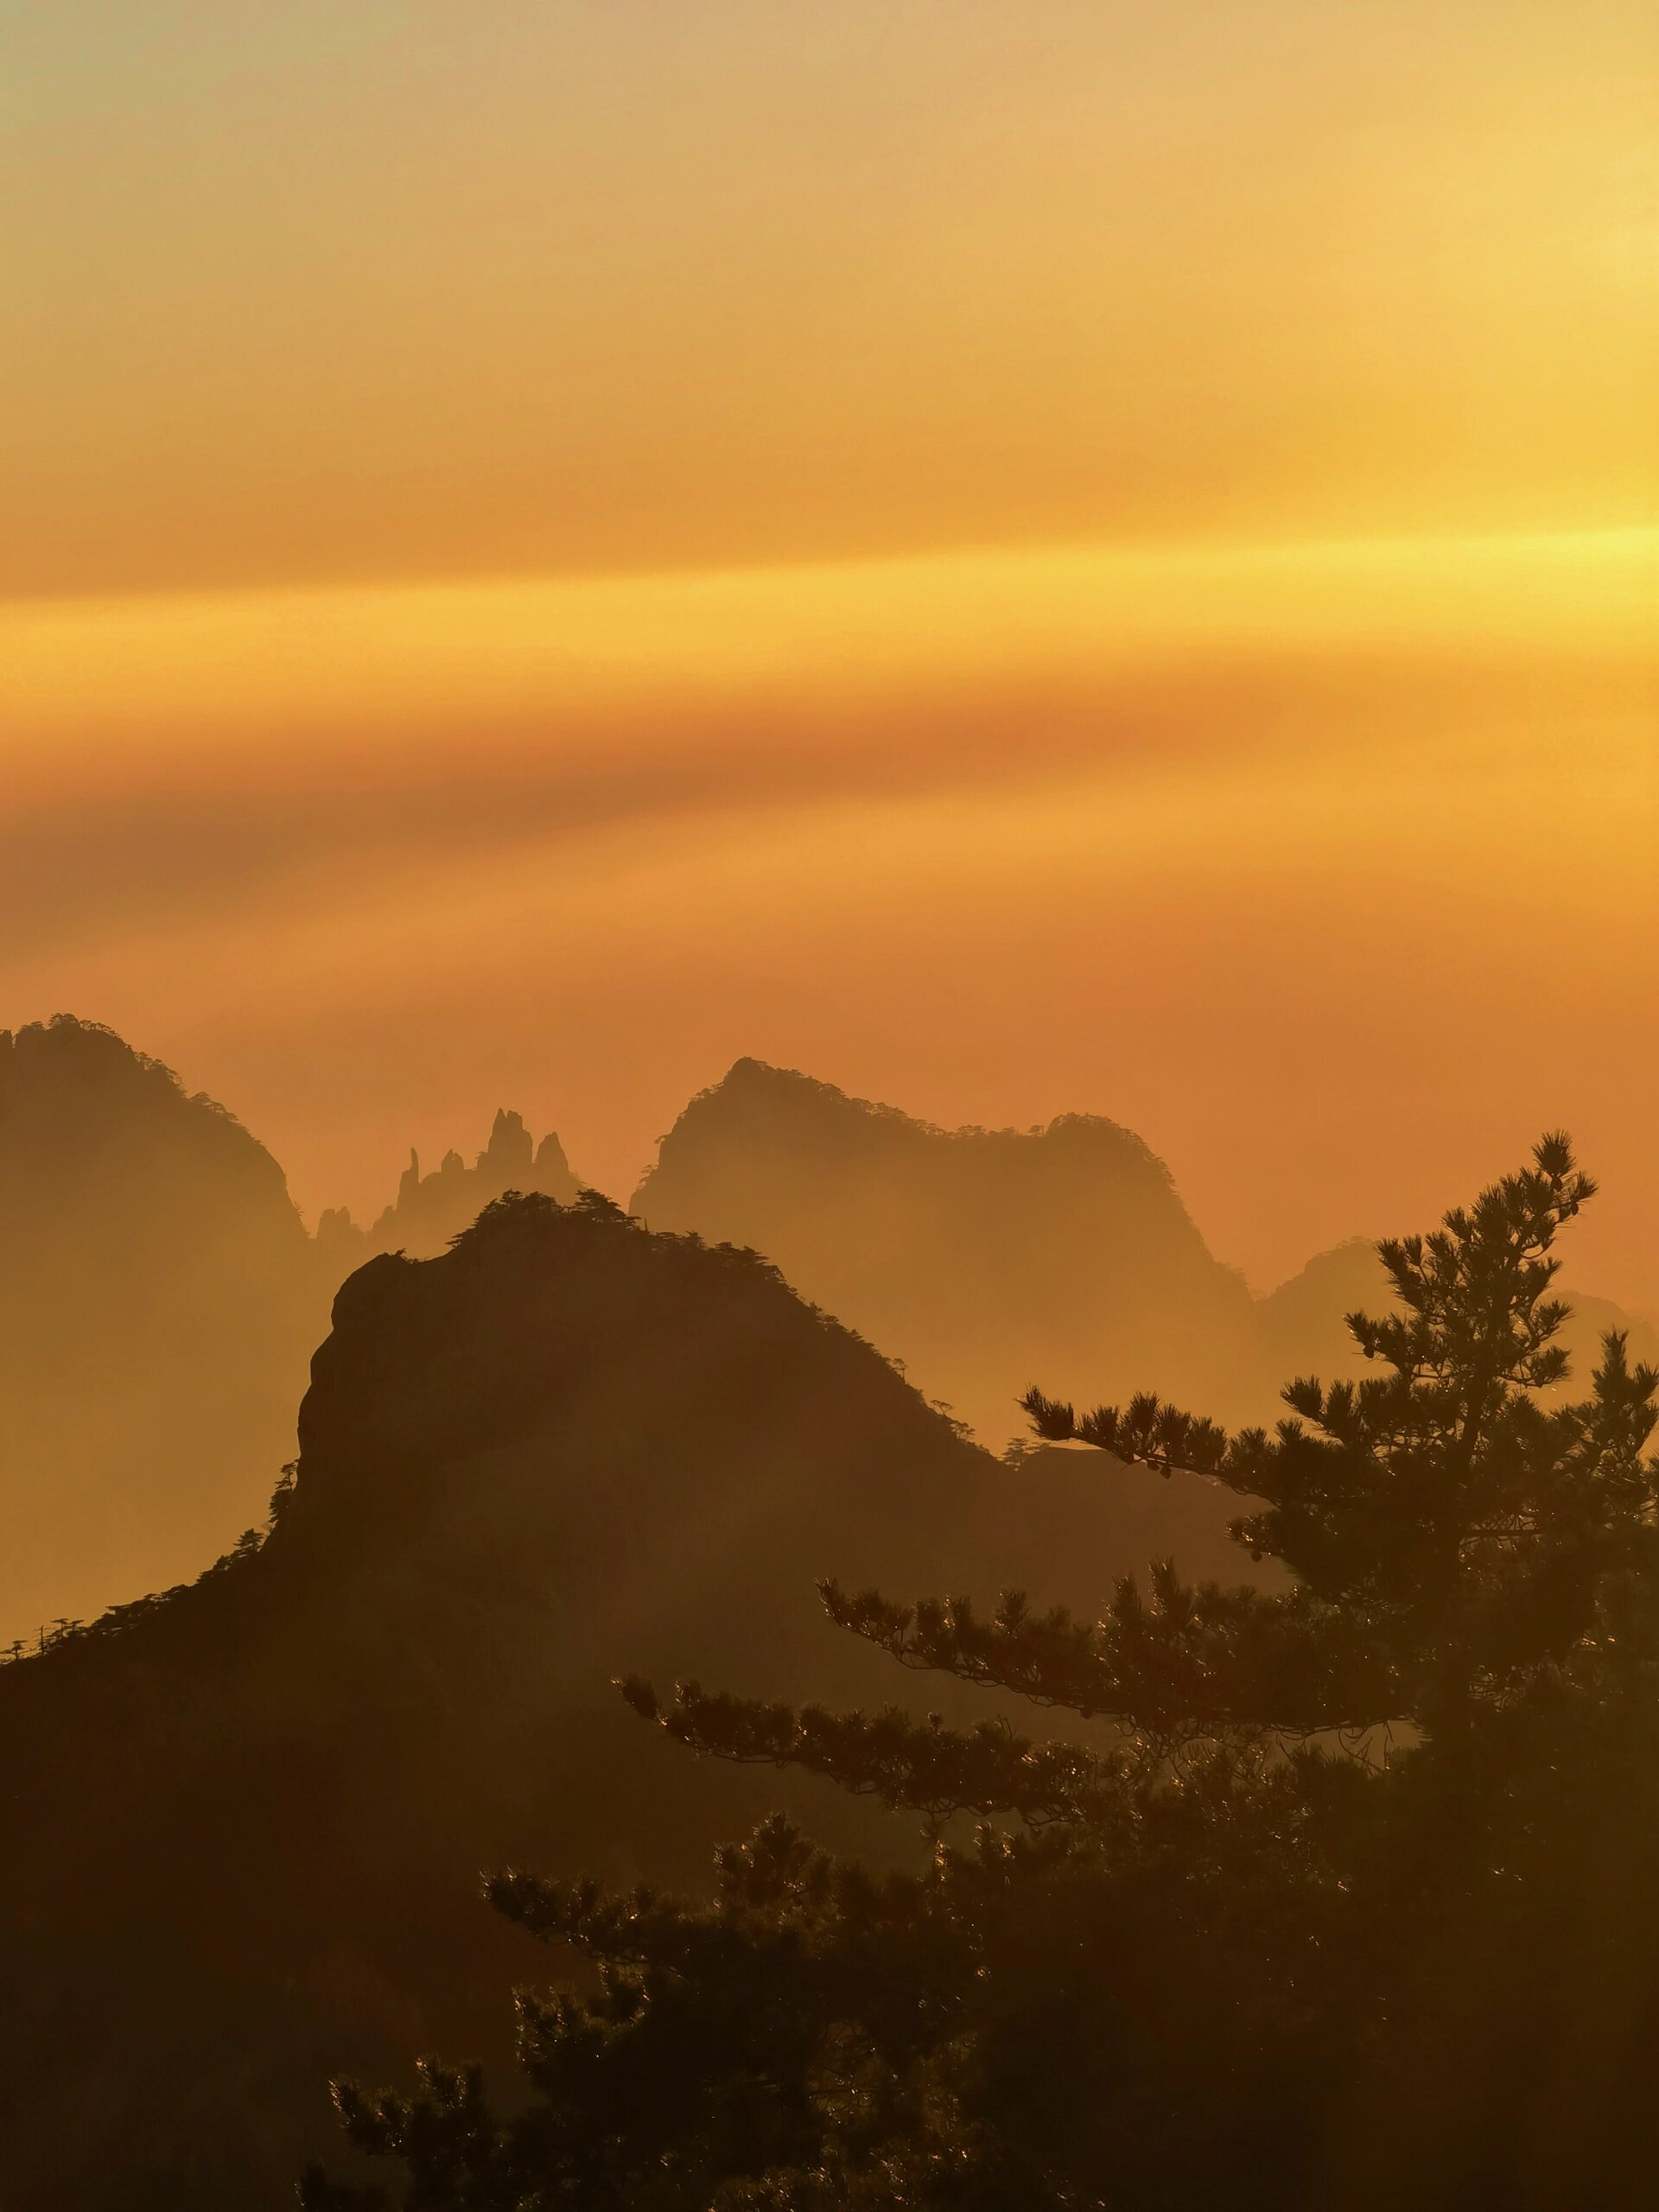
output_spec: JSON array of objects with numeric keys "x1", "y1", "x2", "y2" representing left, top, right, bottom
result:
[
  {"x1": 0, "y1": 1017, "x2": 586, "y2": 1636},
  {"x1": 6, "y1": 1023, "x2": 1646, "y2": 1647},
  {"x1": 316, "y1": 1107, "x2": 578, "y2": 1263},
  {"x1": 4, "y1": 1038, "x2": 1648, "y2": 2202},
  {"x1": 0, "y1": 1015, "x2": 330, "y2": 1634},
  {"x1": 632, "y1": 1058, "x2": 1261, "y2": 1444},
  {"x1": 632, "y1": 1060, "x2": 1658, "y2": 1440},
  {"x1": 0, "y1": 1191, "x2": 1251, "y2": 2209}
]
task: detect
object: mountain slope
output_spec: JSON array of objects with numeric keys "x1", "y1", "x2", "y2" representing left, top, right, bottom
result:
[
  {"x1": 0, "y1": 1191, "x2": 1252, "y2": 2210},
  {"x1": 632, "y1": 1058, "x2": 1259, "y2": 1443}
]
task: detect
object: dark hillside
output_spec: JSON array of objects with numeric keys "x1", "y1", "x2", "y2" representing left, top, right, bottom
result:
[{"x1": 0, "y1": 1192, "x2": 1252, "y2": 2209}]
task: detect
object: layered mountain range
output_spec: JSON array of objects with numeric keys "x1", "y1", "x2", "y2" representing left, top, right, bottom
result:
[
  {"x1": 3, "y1": 1022, "x2": 1649, "y2": 1637},
  {"x1": 0, "y1": 1020, "x2": 579, "y2": 1632},
  {"x1": 0, "y1": 1189, "x2": 1249, "y2": 2209},
  {"x1": 0, "y1": 1017, "x2": 1649, "y2": 2202}
]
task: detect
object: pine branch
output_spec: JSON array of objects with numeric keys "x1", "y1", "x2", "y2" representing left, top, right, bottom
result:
[
  {"x1": 620, "y1": 1676, "x2": 1131, "y2": 1828},
  {"x1": 816, "y1": 1576, "x2": 1395, "y2": 1744}
]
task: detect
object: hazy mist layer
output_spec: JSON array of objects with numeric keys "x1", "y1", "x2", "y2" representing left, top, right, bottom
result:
[
  {"x1": 4, "y1": 0, "x2": 1655, "y2": 1303},
  {"x1": 4, "y1": 531, "x2": 1655, "y2": 1309}
]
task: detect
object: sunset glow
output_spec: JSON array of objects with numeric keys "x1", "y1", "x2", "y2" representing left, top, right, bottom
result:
[{"x1": 4, "y1": 0, "x2": 1656, "y2": 1304}]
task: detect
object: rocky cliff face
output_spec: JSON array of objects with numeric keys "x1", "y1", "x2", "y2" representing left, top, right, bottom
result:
[
  {"x1": 632, "y1": 1059, "x2": 1261, "y2": 1444},
  {"x1": 0, "y1": 1015, "x2": 330, "y2": 1633},
  {"x1": 0, "y1": 1189, "x2": 1252, "y2": 2209}
]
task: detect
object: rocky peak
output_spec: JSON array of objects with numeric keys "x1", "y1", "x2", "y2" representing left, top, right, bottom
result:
[{"x1": 323, "y1": 1109, "x2": 580, "y2": 1264}]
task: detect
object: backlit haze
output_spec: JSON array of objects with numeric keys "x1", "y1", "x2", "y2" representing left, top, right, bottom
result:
[{"x1": 4, "y1": 0, "x2": 1656, "y2": 1306}]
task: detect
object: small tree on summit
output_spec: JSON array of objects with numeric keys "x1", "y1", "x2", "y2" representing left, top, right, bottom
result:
[{"x1": 304, "y1": 1139, "x2": 1659, "y2": 2211}]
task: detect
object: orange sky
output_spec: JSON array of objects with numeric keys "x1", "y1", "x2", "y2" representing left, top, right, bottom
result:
[{"x1": 3, "y1": 2, "x2": 1657, "y2": 1307}]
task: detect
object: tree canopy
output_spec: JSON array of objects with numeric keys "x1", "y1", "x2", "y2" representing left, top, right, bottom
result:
[{"x1": 304, "y1": 1137, "x2": 1659, "y2": 2211}]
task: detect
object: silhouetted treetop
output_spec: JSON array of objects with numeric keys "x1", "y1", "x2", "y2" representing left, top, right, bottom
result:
[{"x1": 306, "y1": 1137, "x2": 1659, "y2": 2212}]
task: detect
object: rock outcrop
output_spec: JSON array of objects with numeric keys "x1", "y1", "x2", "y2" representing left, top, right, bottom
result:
[{"x1": 317, "y1": 1108, "x2": 579, "y2": 1263}]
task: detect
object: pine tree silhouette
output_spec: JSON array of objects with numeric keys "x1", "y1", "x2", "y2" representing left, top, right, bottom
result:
[{"x1": 305, "y1": 1139, "x2": 1659, "y2": 2211}]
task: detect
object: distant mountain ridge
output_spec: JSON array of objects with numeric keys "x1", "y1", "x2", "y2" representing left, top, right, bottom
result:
[
  {"x1": 2, "y1": 1020, "x2": 1648, "y2": 1633},
  {"x1": 633, "y1": 1058, "x2": 1658, "y2": 1440},
  {"x1": 633, "y1": 1058, "x2": 1261, "y2": 1442},
  {"x1": 0, "y1": 1015, "x2": 327, "y2": 1633}
]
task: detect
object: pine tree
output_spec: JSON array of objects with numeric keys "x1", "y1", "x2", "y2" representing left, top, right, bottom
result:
[{"x1": 305, "y1": 1139, "x2": 1659, "y2": 2209}]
